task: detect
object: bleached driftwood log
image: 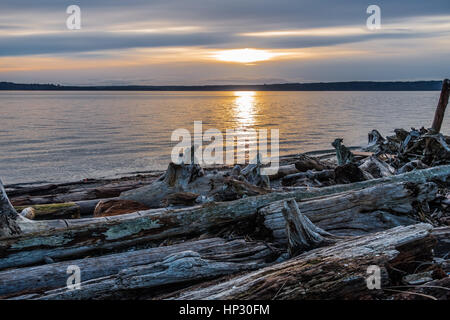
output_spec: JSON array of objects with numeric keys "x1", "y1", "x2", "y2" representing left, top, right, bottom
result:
[
  {"x1": 0, "y1": 237, "x2": 276, "y2": 298},
  {"x1": 259, "y1": 181, "x2": 436, "y2": 240},
  {"x1": 0, "y1": 166, "x2": 448, "y2": 270},
  {"x1": 169, "y1": 224, "x2": 435, "y2": 300},
  {"x1": 359, "y1": 156, "x2": 395, "y2": 178},
  {"x1": 13, "y1": 251, "x2": 268, "y2": 300}
]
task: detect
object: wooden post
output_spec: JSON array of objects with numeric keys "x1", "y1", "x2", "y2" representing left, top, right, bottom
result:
[{"x1": 431, "y1": 79, "x2": 450, "y2": 133}]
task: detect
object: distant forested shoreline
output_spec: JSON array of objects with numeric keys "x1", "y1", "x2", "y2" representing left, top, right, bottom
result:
[{"x1": 0, "y1": 80, "x2": 443, "y2": 91}]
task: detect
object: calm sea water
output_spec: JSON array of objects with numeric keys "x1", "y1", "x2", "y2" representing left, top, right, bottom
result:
[{"x1": 0, "y1": 91, "x2": 446, "y2": 184}]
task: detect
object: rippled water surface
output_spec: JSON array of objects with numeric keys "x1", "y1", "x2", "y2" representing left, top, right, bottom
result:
[{"x1": 0, "y1": 91, "x2": 446, "y2": 184}]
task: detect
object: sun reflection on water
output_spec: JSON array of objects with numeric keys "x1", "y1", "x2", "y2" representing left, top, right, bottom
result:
[{"x1": 234, "y1": 91, "x2": 256, "y2": 127}]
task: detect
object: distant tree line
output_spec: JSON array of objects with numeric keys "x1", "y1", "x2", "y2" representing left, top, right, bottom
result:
[{"x1": 0, "y1": 81, "x2": 443, "y2": 91}]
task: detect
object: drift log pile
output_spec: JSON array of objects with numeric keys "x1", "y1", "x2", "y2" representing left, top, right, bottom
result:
[{"x1": 0, "y1": 80, "x2": 449, "y2": 300}]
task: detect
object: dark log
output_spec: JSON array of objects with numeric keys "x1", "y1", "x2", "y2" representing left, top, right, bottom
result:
[
  {"x1": 431, "y1": 226, "x2": 450, "y2": 258},
  {"x1": 431, "y1": 79, "x2": 450, "y2": 133},
  {"x1": 334, "y1": 163, "x2": 366, "y2": 184},
  {"x1": 294, "y1": 154, "x2": 330, "y2": 172},
  {"x1": 281, "y1": 170, "x2": 335, "y2": 186},
  {"x1": 169, "y1": 224, "x2": 435, "y2": 300}
]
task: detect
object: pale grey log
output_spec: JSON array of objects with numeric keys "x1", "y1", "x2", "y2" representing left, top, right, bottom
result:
[
  {"x1": 170, "y1": 223, "x2": 434, "y2": 300},
  {"x1": 13, "y1": 249, "x2": 270, "y2": 300},
  {"x1": 0, "y1": 237, "x2": 273, "y2": 298},
  {"x1": 259, "y1": 181, "x2": 437, "y2": 240}
]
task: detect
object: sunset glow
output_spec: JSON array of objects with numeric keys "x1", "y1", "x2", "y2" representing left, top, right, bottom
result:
[
  {"x1": 0, "y1": 2, "x2": 448, "y2": 84},
  {"x1": 213, "y1": 49, "x2": 278, "y2": 63}
]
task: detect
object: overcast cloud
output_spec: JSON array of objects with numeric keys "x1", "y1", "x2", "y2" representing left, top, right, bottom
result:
[{"x1": 0, "y1": 0, "x2": 449, "y2": 84}]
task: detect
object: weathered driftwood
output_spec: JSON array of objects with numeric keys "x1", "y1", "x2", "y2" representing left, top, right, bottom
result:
[
  {"x1": 240, "y1": 153, "x2": 270, "y2": 188},
  {"x1": 334, "y1": 163, "x2": 366, "y2": 184},
  {"x1": 0, "y1": 165, "x2": 448, "y2": 270},
  {"x1": 267, "y1": 164, "x2": 298, "y2": 180},
  {"x1": 212, "y1": 177, "x2": 270, "y2": 202},
  {"x1": 281, "y1": 199, "x2": 336, "y2": 256},
  {"x1": 359, "y1": 156, "x2": 395, "y2": 178},
  {"x1": 0, "y1": 237, "x2": 276, "y2": 298},
  {"x1": 169, "y1": 224, "x2": 435, "y2": 300},
  {"x1": 365, "y1": 130, "x2": 385, "y2": 153},
  {"x1": 0, "y1": 179, "x2": 21, "y2": 238},
  {"x1": 431, "y1": 79, "x2": 450, "y2": 133},
  {"x1": 93, "y1": 199, "x2": 150, "y2": 217},
  {"x1": 7, "y1": 175, "x2": 160, "y2": 207},
  {"x1": 294, "y1": 154, "x2": 331, "y2": 172},
  {"x1": 14, "y1": 199, "x2": 104, "y2": 219},
  {"x1": 332, "y1": 138, "x2": 354, "y2": 165},
  {"x1": 281, "y1": 170, "x2": 334, "y2": 186},
  {"x1": 119, "y1": 159, "x2": 205, "y2": 208},
  {"x1": 431, "y1": 226, "x2": 450, "y2": 258},
  {"x1": 15, "y1": 202, "x2": 81, "y2": 220},
  {"x1": 119, "y1": 152, "x2": 270, "y2": 207},
  {"x1": 14, "y1": 250, "x2": 269, "y2": 300},
  {"x1": 259, "y1": 181, "x2": 437, "y2": 240}
]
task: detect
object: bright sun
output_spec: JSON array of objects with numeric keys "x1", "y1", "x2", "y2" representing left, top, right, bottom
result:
[{"x1": 213, "y1": 48, "x2": 276, "y2": 63}]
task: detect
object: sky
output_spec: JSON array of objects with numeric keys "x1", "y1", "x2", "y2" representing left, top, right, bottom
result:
[{"x1": 0, "y1": 0, "x2": 449, "y2": 85}]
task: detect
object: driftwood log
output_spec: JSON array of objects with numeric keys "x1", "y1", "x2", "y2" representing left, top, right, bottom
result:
[
  {"x1": 259, "y1": 181, "x2": 436, "y2": 240},
  {"x1": 1, "y1": 237, "x2": 276, "y2": 299},
  {"x1": 169, "y1": 223, "x2": 435, "y2": 300},
  {"x1": 0, "y1": 165, "x2": 449, "y2": 270},
  {"x1": 120, "y1": 151, "x2": 270, "y2": 208}
]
